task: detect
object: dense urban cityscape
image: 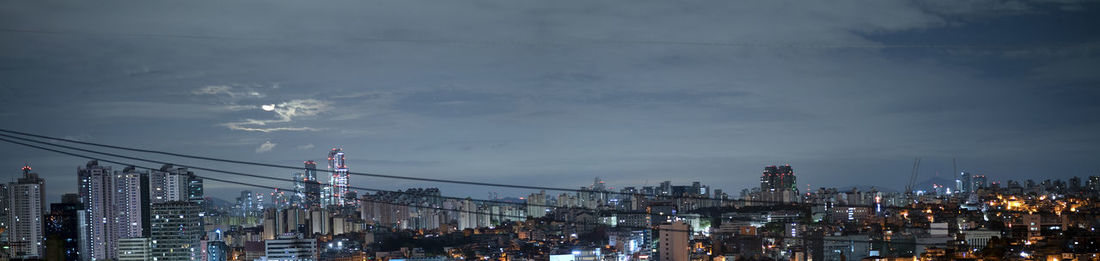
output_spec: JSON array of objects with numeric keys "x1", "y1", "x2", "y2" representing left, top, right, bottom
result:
[
  {"x1": 1, "y1": 134, "x2": 1099, "y2": 260},
  {"x1": 5, "y1": 0, "x2": 1100, "y2": 260}
]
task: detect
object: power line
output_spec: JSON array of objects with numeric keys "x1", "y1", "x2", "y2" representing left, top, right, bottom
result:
[
  {"x1": 0, "y1": 129, "x2": 1062, "y2": 217},
  {"x1": 0, "y1": 135, "x2": 950, "y2": 246},
  {"x1": 0, "y1": 130, "x2": 945, "y2": 212}
]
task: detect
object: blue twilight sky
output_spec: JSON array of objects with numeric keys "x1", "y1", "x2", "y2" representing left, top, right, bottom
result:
[{"x1": 1, "y1": 0, "x2": 1098, "y2": 203}]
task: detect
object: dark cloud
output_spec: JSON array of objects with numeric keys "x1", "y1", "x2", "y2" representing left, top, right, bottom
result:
[{"x1": 1, "y1": 0, "x2": 1098, "y2": 202}]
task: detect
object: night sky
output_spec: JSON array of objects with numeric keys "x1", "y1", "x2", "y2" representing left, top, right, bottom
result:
[{"x1": 2, "y1": 0, "x2": 1098, "y2": 203}]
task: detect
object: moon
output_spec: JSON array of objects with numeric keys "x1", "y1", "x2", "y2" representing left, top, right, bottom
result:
[{"x1": 261, "y1": 104, "x2": 276, "y2": 111}]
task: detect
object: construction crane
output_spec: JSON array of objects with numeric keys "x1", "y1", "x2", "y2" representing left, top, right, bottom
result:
[{"x1": 905, "y1": 157, "x2": 921, "y2": 202}]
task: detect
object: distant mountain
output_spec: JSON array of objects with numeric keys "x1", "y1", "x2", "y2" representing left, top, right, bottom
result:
[
  {"x1": 205, "y1": 197, "x2": 234, "y2": 208},
  {"x1": 835, "y1": 185, "x2": 900, "y2": 194}
]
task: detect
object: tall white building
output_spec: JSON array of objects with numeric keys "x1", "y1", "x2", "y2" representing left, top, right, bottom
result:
[
  {"x1": 116, "y1": 166, "x2": 150, "y2": 239},
  {"x1": 526, "y1": 190, "x2": 548, "y2": 218},
  {"x1": 79, "y1": 160, "x2": 117, "y2": 260},
  {"x1": 8, "y1": 165, "x2": 46, "y2": 258},
  {"x1": 150, "y1": 164, "x2": 202, "y2": 204},
  {"x1": 327, "y1": 148, "x2": 349, "y2": 206}
]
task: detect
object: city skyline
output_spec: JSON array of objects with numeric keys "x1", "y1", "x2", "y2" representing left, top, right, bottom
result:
[{"x1": 2, "y1": 1, "x2": 1100, "y2": 259}]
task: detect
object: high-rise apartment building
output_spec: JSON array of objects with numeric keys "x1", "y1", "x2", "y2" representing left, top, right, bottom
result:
[
  {"x1": 78, "y1": 162, "x2": 152, "y2": 261},
  {"x1": 78, "y1": 160, "x2": 116, "y2": 260},
  {"x1": 150, "y1": 201, "x2": 203, "y2": 261},
  {"x1": 759, "y1": 164, "x2": 799, "y2": 203},
  {"x1": 8, "y1": 164, "x2": 46, "y2": 258},
  {"x1": 150, "y1": 165, "x2": 202, "y2": 204},
  {"x1": 328, "y1": 149, "x2": 349, "y2": 206}
]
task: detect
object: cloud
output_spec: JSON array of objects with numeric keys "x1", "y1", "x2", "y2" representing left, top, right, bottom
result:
[
  {"x1": 297, "y1": 144, "x2": 315, "y2": 150},
  {"x1": 255, "y1": 141, "x2": 277, "y2": 153},
  {"x1": 192, "y1": 85, "x2": 266, "y2": 99},
  {"x1": 87, "y1": 101, "x2": 249, "y2": 119},
  {"x1": 223, "y1": 99, "x2": 331, "y2": 132}
]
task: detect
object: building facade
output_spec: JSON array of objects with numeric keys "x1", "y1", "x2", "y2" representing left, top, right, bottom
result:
[
  {"x1": 150, "y1": 201, "x2": 203, "y2": 261},
  {"x1": 8, "y1": 165, "x2": 46, "y2": 258},
  {"x1": 265, "y1": 235, "x2": 318, "y2": 261}
]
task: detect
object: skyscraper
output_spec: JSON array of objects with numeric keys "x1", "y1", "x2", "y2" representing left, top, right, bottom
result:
[
  {"x1": 328, "y1": 149, "x2": 349, "y2": 206},
  {"x1": 761, "y1": 165, "x2": 797, "y2": 191},
  {"x1": 78, "y1": 160, "x2": 117, "y2": 260},
  {"x1": 8, "y1": 164, "x2": 46, "y2": 258},
  {"x1": 296, "y1": 161, "x2": 322, "y2": 208},
  {"x1": 956, "y1": 171, "x2": 972, "y2": 195},
  {"x1": 77, "y1": 163, "x2": 151, "y2": 261},
  {"x1": 150, "y1": 201, "x2": 203, "y2": 261},
  {"x1": 116, "y1": 166, "x2": 151, "y2": 239},
  {"x1": 759, "y1": 164, "x2": 799, "y2": 203},
  {"x1": 972, "y1": 175, "x2": 988, "y2": 191}
]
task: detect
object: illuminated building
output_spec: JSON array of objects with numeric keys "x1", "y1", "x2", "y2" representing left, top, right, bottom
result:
[
  {"x1": 150, "y1": 201, "x2": 203, "y2": 261},
  {"x1": 328, "y1": 148, "x2": 349, "y2": 206},
  {"x1": 295, "y1": 161, "x2": 322, "y2": 208},
  {"x1": 79, "y1": 160, "x2": 117, "y2": 260},
  {"x1": 760, "y1": 164, "x2": 799, "y2": 203},
  {"x1": 118, "y1": 238, "x2": 151, "y2": 261},
  {"x1": 957, "y1": 171, "x2": 972, "y2": 195},
  {"x1": 117, "y1": 166, "x2": 152, "y2": 239},
  {"x1": 8, "y1": 164, "x2": 46, "y2": 258},
  {"x1": 265, "y1": 234, "x2": 318, "y2": 261},
  {"x1": 78, "y1": 162, "x2": 152, "y2": 261}
]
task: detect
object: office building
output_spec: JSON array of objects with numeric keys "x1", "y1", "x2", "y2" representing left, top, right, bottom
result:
[
  {"x1": 118, "y1": 237, "x2": 151, "y2": 261},
  {"x1": 265, "y1": 234, "x2": 318, "y2": 261},
  {"x1": 150, "y1": 201, "x2": 203, "y2": 261},
  {"x1": 327, "y1": 149, "x2": 349, "y2": 206},
  {"x1": 8, "y1": 164, "x2": 46, "y2": 258}
]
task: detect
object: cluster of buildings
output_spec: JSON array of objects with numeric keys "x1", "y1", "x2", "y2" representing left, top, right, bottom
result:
[{"x1": 3, "y1": 154, "x2": 1100, "y2": 260}]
